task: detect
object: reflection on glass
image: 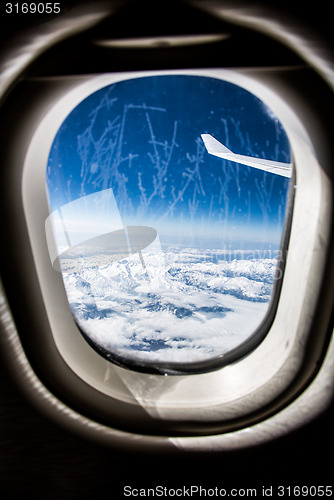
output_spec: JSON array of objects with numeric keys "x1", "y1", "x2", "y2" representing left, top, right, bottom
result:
[{"x1": 46, "y1": 74, "x2": 292, "y2": 368}]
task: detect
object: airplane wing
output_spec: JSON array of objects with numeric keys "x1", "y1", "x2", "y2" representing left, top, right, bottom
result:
[{"x1": 201, "y1": 134, "x2": 292, "y2": 178}]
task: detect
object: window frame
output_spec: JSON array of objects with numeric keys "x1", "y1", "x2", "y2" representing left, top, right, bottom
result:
[
  {"x1": 16, "y1": 67, "x2": 331, "y2": 430},
  {"x1": 0, "y1": 0, "x2": 331, "y2": 449}
]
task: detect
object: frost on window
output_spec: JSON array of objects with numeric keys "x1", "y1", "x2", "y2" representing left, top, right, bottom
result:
[{"x1": 45, "y1": 74, "x2": 292, "y2": 370}]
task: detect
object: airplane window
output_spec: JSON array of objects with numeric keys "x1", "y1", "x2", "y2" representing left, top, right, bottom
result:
[{"x1": 45, "y1": 74, "x2": 292, "y2": 371}]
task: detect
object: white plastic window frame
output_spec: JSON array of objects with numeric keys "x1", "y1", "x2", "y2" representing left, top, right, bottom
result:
[{"x1": 21, "y1": 68, "x2": 331, "y2": 427}]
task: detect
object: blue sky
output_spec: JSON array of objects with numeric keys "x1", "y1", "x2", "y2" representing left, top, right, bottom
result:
[{"x1": 47, "y1": 74, "x2": 291, "y2": 249}]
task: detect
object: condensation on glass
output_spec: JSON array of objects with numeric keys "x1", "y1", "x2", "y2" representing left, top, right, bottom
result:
[{"x1": 45, "y1": 74, "x2": 292, "y2": 371}]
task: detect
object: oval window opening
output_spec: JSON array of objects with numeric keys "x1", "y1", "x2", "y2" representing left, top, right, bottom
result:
[{"x1": 45, "y1": 74, "x2": 292, "y2": 373}]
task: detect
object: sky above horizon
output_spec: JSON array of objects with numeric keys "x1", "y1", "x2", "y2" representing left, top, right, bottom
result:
[{"x1": 46, "y1": 74, "x2": 292, "y2": 250}]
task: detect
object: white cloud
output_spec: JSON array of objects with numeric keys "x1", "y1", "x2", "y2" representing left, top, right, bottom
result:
[{"x1": 62, "y1": 246, "x2": 277, "y2": 364}]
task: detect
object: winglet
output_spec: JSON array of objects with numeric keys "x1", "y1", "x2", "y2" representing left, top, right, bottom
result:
[{"x1": 201, "y1": 134, "x2": 233, "y2": 155}]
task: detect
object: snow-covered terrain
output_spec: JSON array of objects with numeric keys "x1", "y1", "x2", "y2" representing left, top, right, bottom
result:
[{"x1": 61, "y1": 246, "x2": 278, "y2": 364}]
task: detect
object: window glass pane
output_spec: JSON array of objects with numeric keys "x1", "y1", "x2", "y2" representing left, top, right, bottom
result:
[{"x1": 46, "y1": 74, "x2": 292, "y2": 369}]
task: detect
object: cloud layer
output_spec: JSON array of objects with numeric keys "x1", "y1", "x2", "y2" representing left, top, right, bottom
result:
[{"x1": 62, "y1": 246, "x2": 277, "y2": 364}]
